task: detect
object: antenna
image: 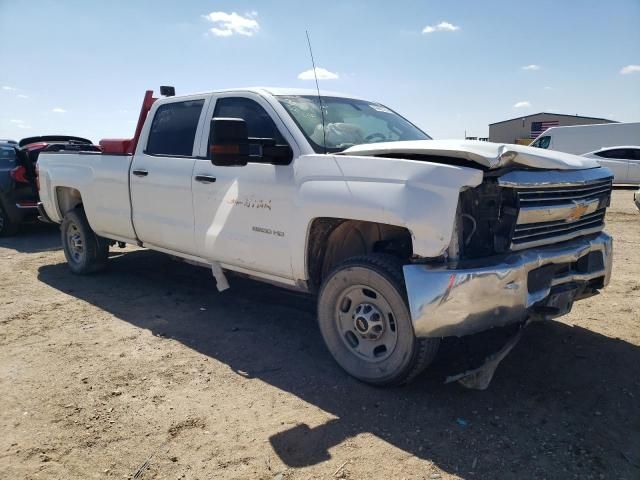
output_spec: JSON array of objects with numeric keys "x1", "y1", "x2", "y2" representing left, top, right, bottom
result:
[{"x1": 305, "y1": 30, "x2": 327, "y2": 154}]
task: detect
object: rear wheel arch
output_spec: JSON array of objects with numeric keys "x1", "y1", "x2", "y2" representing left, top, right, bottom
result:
[{"x1": 54, "y1": 186, "x2": 83, "y2": 218}]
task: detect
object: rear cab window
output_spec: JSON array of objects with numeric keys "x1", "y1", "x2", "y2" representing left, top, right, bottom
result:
[{"x1": 146, "y1": 100, "x2": 205, "y2": 156}]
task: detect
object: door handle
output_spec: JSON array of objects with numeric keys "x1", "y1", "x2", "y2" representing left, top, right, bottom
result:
[
  {"x1": 194, "y1": 175, "x2": 217, "y2": 184},
  {"x1": 132, "y1": 169, "x2": 149, "y2": 177}
]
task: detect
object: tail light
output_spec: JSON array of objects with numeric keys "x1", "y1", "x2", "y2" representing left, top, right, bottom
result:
[{"x1": 9, "y1": 165, "x2": 29, "y2": 184}]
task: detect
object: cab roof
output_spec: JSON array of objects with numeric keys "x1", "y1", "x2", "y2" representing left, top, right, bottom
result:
[{"x1": 165, "y1": 87, "x2": 366, "y2": 101}]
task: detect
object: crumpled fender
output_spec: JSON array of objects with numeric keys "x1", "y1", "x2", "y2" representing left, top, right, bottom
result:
[{"x1": 290, "y1": 154, "x2": 483, "y2": 279}]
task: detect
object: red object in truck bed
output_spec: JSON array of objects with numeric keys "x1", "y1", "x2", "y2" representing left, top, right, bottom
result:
[{"x1": 100, "y1": 90, "x2": 157, "y2": 155}]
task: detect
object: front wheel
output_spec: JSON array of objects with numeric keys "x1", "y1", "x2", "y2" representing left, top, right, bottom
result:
[
  {"x1": 61, "y1": 208, "x2": 109, "y2": 274},
  {"x1": 317, "y1": 254, "x2": 439, "y2": 386}
]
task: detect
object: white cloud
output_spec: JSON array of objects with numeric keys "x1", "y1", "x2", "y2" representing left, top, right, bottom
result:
[
  {"x1": 298, "y1": 67, "x2": 339, "y2": 80},
  {"x1": 9, "y1": 119, "x2": 30, "y2": 129},
  {"x1": 620, "y1": 64, "x2": 640, "y2": 75},
  {"x1": 514, "y1": 101, "x2": 531, "y2": 108},
  {"x1": 203, "y1": 11, "x2": 259, "y2": 37},
  {"x1": 522, "y1": 64, "x2": 541, "y2": 71},
  {"x1": 422, "y1": 21, "x2": 460, "y2": 34},
  {"x1": 17, "y1": 94, "x2": 29, "y2": 99},
  {"x1": 544, "y1": 86, "x2": 552, "y2": 90},
  {"x1": 51, "y1": 107, "x2": 67, "y2": 113},
  {"x1": 2, "y1": 86, "x2": 16, "y2": 91}
]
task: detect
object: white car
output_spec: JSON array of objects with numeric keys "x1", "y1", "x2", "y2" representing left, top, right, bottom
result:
[
  {"x1": 582, "y1": 146, "x2": 640, "y2": 184},
  {"x1": 36, "y1": 87, "x2": 614, "y2": 387}
]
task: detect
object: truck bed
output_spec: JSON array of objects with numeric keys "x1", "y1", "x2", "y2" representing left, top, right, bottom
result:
[{"x1": 38, "y1": 152, "x2": 137, "y2": 242}]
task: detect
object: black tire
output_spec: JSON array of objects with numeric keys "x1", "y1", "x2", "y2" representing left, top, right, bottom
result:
[
  {"x1": 61, "y1": 207, "x2": 109, "y2": 274},
  {"x1": 317, "y1": 254, "x2": 439, "y2": 386},
  {"x1": 0, "y1": 204, "x2": 19, "y2": 237}
]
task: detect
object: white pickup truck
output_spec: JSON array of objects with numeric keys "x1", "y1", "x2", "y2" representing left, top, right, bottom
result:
[{"x1": 37, "y1": 87, "x2": 614, "y2": 387}]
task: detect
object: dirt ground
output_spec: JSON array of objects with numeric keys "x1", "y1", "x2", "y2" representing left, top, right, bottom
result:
[{"x1": 0, "y1": 189, "x2": 638, "y2": 480}]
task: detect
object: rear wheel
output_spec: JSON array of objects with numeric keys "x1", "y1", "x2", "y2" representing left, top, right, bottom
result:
[
  {"x1": 317, "y1": 254, "x2": 439, "y2": 386},
  {"x1": 0, "y1": 204, "x2": 19, "y2": 237},
  {"x1": 61, "y1": 208, "x2": 109, "y2": 274}
]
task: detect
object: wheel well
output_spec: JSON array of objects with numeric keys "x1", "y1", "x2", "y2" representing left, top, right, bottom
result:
[
  {"x1": 306, "y1": 218, "x2": 413, "y2": 291},
  {"x1": 55, "y1": 187, "x2": 83, "y2": 217}
]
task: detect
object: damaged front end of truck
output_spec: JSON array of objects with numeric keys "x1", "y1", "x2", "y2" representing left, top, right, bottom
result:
[{"x1": 341, "y1": 141, "x2": 614, "y2": 389}]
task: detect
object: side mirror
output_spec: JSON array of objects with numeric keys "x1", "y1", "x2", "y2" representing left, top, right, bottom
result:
[
  {"x1": 260, "y1": 140, "x2": 293, "y2": 165},
  {"x1": 209, "y1": 117, "x2": 294, "y2": 167},
  {"x1": 209, "y1": 118, "x2": 250, "y2": 166}
]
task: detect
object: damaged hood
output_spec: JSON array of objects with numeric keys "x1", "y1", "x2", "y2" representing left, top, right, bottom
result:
[{"x1": 338, "y1": 139, "x2": 600, "y2": 170}]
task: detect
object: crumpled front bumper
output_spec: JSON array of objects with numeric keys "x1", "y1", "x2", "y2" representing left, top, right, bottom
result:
[{"x1": 404, "y1": 232, "x2": 613, "y2": 338}]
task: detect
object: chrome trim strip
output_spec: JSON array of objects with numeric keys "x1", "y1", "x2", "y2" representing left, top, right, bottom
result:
[
  {"x1": 510, "y1": 224, "x2": 605, "y2": 250},
  {"x1": 514, "y1": 209, "x2": 604, "y2": 233},
  {"x1": 15, "y1": 203, "x2": 38, "y2": 209},
  {"x1": 498, "y1": 167, "x2": 613, "y2": 188},
  {"x1": 518, "y1": 187, "x2": 611, "y2": 203},
  {"x1": 404, "y1": 232, "x2": 612, "y2": 338},
  {"x1": 516, "y1": 198, "x2": 602, "y2": 224}
]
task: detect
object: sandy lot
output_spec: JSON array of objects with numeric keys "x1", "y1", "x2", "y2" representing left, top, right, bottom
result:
[{"x1": 0, "y1": 189, "x2": 638, "y2": 480}]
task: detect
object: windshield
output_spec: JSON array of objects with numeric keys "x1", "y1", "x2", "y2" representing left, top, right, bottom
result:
[
  {"x1": 531, "y1": 136, "x2": 550, "y2": 149},
  {"x1": 278, "y1": 95, "x2": 431, "y2": 153}
]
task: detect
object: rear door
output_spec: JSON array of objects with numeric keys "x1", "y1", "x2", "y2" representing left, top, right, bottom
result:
[{"x1": 130, "y1": 97, "x2": 208, "y2": 254}]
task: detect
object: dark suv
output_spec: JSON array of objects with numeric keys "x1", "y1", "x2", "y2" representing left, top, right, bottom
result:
[{"x1": 0, "y1": 136, "x2": 99, "y2": 236}]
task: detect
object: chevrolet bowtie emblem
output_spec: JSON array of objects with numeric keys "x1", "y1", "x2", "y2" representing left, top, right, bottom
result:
[{"x1": 566, "y1": 200, "x2": 590, "y2": 222}]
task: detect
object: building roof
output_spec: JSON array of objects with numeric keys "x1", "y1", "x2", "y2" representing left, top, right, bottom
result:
[{"x1": 489, "y1": 112, "x2": 616, "y2": 126}]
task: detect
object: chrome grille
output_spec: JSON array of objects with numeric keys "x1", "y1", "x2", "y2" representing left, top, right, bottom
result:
[
  {"x1": 515, "y1": 179, "x2": 612, "y2": 206},
  {"x1": 498, "y1": 169, "x2": 613, "y2": 251}
]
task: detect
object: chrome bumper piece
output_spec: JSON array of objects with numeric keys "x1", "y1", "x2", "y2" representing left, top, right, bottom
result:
[{"x1": 404, "y1": 232, "x2": 612, "y2": 338}]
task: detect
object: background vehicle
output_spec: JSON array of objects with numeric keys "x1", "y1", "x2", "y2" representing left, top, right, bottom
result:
[
  {"x1": 0, "y1": 140, "x2": 20, "y2": 235},
  {"x1": 530, "y1": 122, "x2": 640, "y2": 155},
  {"x1": 582, "y1": 146, "x2": 640, "y2": 184},
  {"x1": 37, "y1": 87, "x2": 614, "y2": 387},
  {"x1": 0, "y1": 136, "x2": 98, "y2": 236}
]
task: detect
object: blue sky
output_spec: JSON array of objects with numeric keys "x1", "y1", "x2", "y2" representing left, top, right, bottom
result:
[{"x1": 1, "y1": 0, "x2": 638, "y2": 142}]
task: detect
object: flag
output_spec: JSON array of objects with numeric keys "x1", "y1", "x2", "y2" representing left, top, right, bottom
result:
[{"x1": 530, "y1": 120, "x2": 559, "y2": 139}]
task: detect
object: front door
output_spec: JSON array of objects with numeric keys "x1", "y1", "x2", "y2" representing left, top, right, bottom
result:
[
  {"x1": 130, "y1": 98, "x2": 206, "y2": 254},
  {"x1": 191, "y1": 94, "x2": 295, "y2": 279}
]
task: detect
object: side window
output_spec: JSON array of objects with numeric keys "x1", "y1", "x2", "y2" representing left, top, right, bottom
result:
[
  {"x1": 631, "y1": 149, "x2": 640, "y2": 161},
  {"x1": 213, "y1": 97, "x2": 285, "y2": 144},
  {"x1": 595, "y1": 149, "x2": 625, "y2": 159},
  {"x1": 146, "y1": 100, "x2": 205, "y2": 156}
]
